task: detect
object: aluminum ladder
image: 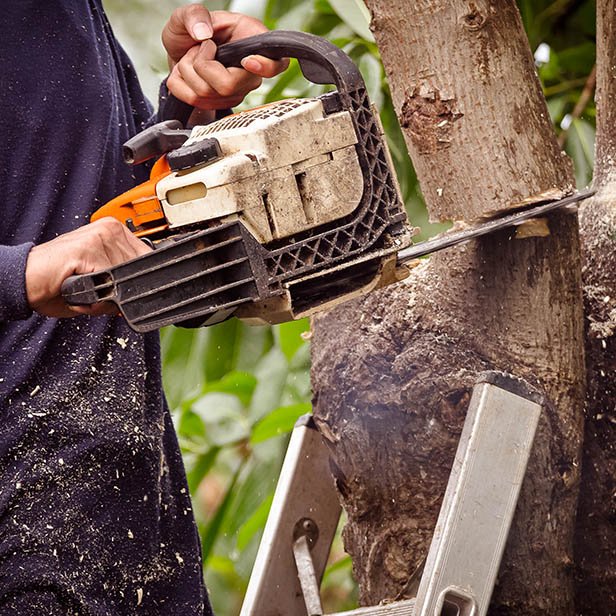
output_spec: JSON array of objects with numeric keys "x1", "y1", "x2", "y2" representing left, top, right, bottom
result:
[{"x1": 240, "y1": 371, "x2": 544, "y2": 616}]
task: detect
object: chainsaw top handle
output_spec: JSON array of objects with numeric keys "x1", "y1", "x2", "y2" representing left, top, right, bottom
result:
[{"x1": 161, "y1": 30, "x2": 365, "y2": 126}]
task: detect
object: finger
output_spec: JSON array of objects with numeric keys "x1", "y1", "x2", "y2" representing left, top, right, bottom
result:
[
  {"x1": 167, "y1": 70, "x2": 247, "y2": 109},
  {"x1": 167, "y1": 48, "x2": 203, "y2": 105},
  {"x1": 175, "y1": 50, "x2": 218, "y2": 100},
  {"x1": 210, "y1": 11, "x2": 268, "y2": 44},
  {"x1": 86, "y1": 218, "x2": 151, "y2": 271},
  {"x1": 169, "y1": 4, "x2": 213, "y2": 41},
  {"x1": 169, "y1": 45, "x2": 221, "y2": 105},
  {"x1": 117, "y1": 224, "x2": 153, "y2": 258},
  {"x1": 105, "y1": 224, "x2": 152, "y2": 265},
  {"x1": 192, "y1": 43, "x2": 262, "y2": 98},
  {"x1": 207, "y1": 14, "x2": 288, "y2": 79},
  {"x1": 167, "y1": 67, "x2": 215, "y2": 108},
  {"x1": 240, "y1": 55, "x2": 289, "y2": 79},
  {"x1": 181, "y1": 4, "x2": 214, "y2": 41},
  {"x1": 181, "y1": 58, "x2": 262, "y2": 100},
  {"x1": 163, "y1": 4, "x2": 214, "y2": 64}
]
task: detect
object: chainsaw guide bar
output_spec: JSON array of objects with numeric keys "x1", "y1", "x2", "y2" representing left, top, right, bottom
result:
[
  {"x1": 396, "y1": 188, "x2": 594, "y2": 264},
  {"x1": 60, "y1": 31, "x2": 594, "y2": 332}
]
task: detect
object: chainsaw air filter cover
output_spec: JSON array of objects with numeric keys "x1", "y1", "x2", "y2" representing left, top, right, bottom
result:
[
  {"x1": 61, "y1": 31, "x2": 413, "y2": 331},
  {"x1": 158, "y1": 97, "x2": 366, "y2": 243}
]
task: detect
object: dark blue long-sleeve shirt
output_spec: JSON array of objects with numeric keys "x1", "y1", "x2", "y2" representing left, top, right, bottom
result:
[{"x1": 0, "y1": 2, "x2": 211, "y2": 614}]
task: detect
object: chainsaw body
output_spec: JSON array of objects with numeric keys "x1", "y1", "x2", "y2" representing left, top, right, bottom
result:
[{"x1": 62, "y1": 31, "x2": 413, "y2": 332}]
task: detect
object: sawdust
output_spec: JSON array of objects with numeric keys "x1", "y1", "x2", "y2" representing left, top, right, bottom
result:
[{"x1": 0, "y1": 317, "x2": 203, "y2": 613}]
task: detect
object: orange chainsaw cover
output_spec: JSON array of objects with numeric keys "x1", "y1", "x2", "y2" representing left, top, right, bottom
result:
[{"x1": 91, "y1": 156, "x2": 170, "y2": 237}]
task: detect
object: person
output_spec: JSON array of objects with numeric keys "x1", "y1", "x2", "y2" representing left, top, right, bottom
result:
[{"x1": 0, "y1": 2, "x2": 286, "y2": 614}]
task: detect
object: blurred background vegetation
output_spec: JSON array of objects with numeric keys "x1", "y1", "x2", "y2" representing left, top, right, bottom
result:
[{"x1": 104, "y1": 1, "x2": 596, "y2": 613}]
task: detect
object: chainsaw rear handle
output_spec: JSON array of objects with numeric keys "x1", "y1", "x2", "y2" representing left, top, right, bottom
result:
[
  {"x1": 61, "y1": 273, "x2": 102, "y2": 306},
  {"x1": 161, "y1": 30, "x2": 365, "y2": 126}
]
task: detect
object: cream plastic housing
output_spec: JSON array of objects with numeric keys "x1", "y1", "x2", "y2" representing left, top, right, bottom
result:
[{"x1": 156, "y1": 98, "x2": 364, "y2": 243}]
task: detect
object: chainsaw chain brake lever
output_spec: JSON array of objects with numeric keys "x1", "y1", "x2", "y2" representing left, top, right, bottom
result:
[
  {"x1": 160, "y1": 30, "x2": 366, "y2": 127},
  {"x1": 122, "y1": 120, "x2": 191, "y2": 166}
]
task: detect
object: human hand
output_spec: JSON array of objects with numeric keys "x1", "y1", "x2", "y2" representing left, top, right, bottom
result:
[
  {"x1": 162, "y1": 4, "x2": 288, "y2": 110},
  {"x1": 25, "y1": 218, "x2": 152, "y2": 318}
]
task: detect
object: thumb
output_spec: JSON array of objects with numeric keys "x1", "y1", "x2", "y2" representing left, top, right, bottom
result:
[
  {"x1": 163, "y1": 4, "x2": 214, "y2": 64},
  {"x1": 180, "y1": 4, "x2": 214, "y2": 42}
]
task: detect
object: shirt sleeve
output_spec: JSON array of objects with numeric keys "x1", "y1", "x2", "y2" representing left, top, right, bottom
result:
[{"x1": 0, "y1": 242, "x2": 34, "y2": 322}]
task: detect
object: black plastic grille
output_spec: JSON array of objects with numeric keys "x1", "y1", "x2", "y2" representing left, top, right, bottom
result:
[{"x1": 264, "y1": 87, "x2": 407, "y2": 285}]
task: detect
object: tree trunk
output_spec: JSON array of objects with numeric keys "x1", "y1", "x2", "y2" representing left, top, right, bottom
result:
[
  {"x1": 311, "y1": 1, "x2": 586, "y2": 613},
  {"x1": 575, "y1": 0, "x2": 616, "y2": 612}
]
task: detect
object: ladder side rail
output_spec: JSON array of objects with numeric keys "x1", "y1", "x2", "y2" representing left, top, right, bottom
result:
[
  {"x1": 413, "y1": 372, "x2": 544, "y2": 616},
  {"x1": 241, "y1": 415, "x2": 342, "y2": 616}
]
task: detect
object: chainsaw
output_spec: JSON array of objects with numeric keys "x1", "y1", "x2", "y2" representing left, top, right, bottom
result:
[{"x1": 61, "y1": 31, "x2": 591, "y2": 333}]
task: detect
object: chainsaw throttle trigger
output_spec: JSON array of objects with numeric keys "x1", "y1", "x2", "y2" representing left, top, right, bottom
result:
[{"x1": 161, "y1": 30, "x2": 364, "y2": 126}]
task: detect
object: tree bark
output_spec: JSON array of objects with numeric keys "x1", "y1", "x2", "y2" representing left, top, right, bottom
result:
[
  {"x1": 575, "y1": 0, "x2": 616, "y2": 612},
  {"x1": 311, "y1": 1, "x2": 586, "y2": 613}
]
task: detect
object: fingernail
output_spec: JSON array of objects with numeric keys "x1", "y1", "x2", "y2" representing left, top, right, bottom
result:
[
  {"x1": 241, "y1": 56, "x2": 262, "y2": 73},
  {"x1": 192, "y1": 22, "x2": 213, "y2": 41}
]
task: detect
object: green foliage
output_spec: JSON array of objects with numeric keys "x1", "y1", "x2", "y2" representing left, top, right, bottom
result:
[
  {"x1": 519, "y1": 0, "x2": 596, "y2": 188},
  {"x1": 566, "y1": 118, "x2": 595, "y2": 188},
  {"x1": 104, "y1": 0, "x2": 598, "y2": 612},
  {"x1": 165, "y1": 318, "x2": 315, "y2": 614}
]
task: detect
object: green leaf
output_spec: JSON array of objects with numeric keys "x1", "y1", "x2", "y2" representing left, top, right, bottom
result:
[
  {"x1": 204, "y1": 371, "x2": 258, "y2": 407},
  {"x1": 538, "y1": 47, "x2": 562, "y2": 83},
  {"x1": 234, "y1": 324, "x2": 272, "y2": 372},
  {"x1": 228, "y1": 0, "x2": 267, "y2": 18},
  {"x1": 161, "y1": 328, "x2": 209, "y2": 409},
  {"x1": 284, "y1": 343, "x2": 313, "y2": 404},
  {"x1": 557, "y1": 42, "x2": 595, "y2": 76},
  {"x1": 263, "y1": 0, "x2": 310, "y2": 28},
  {"x1": 219, "y1": 457, "x2": 281, "y2": 540},
  {"x1": 315, "y1": 0, "x2": 336, "y2": 14},
  {"x1": 205, "y1": 319, "x2": 240, "y2": 382},
  {"x1": 275, "y1": 318, "x2": 310, "y2": 361},
  {"x1": 201, "y1": 463, "x2": 244, "y2": 564},
  {"x1": 565, "y1": 118, "x2": 595, "y2": 188},
  {"x1": 192, "y1": 392, "x2": 251, "y2": 446},
  {"x1": 251, "y1": 403, "x2": 312, "y2": 443},
  {"x1": 186, "y1": 447, "x2": 221, "y2": 494},
  {"x1": 328, "y1": 0, "x2": 374, "y2": 42},
  {"x1": 262, "y1": 60, "x2": 306, "y2": 103},
  {"x1": 288, "y1": 339, "x2": 311, "y2": 371},
  {"x1": 546, "y1": 95, "x2": 567, "y2": 124},
  {"x1": 275, "y1": 0, "x2": 315, "y2": 30},
  {"x1": 570, "y1": 1, "x2": 596, "y2": 37},
  {"x1": 358, "y1": 52, "x2": 383, "y2": 108},
  {"x1": 177, "y1": 409, "x2": 207, "y2": 441},
  {"x1": 207, "y1": 554, "x2": 237, "y2": 577},
  {"x1": 236, "y1": 492, "x2": 274, "y2": 550},
  {"x1": 323, "y1": 554, "x2": 353, "y2": 580},
  {"x1": 248, "y1": 348, "x2": 289, "y2": 422}
]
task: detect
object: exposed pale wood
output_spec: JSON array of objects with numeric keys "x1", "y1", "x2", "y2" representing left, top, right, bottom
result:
[
  {"x1": 311, "y1": 1, "x2": 585, "y2": 613},
  {"x1": 575, "y1": 1, "x2": 616, "y2": 612}
]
